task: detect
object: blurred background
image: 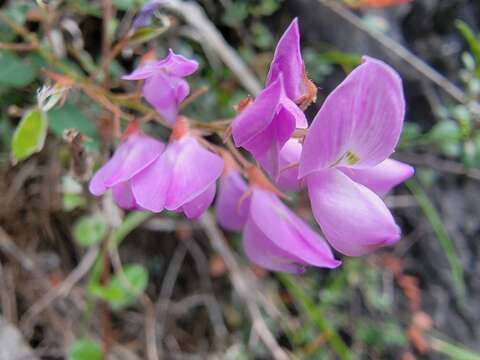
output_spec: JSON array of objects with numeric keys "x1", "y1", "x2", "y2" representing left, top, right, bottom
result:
[{"x1": 0, "y1": 0, "x2": 480, "y2": 359}]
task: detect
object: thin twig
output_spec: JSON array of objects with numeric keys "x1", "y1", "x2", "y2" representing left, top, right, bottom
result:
[
  {"x1": 156, "y1": 244, "x2": 188, "y2": 355},
  {"x1": 395, "y1": 153, "x2": 480, "y2": 181},
  {"x1": 101, "y1": 0, "x2": 114, "y2": 86},
  {"x1": 0, "y1": 227, "x2": 36, "y2": 273},
  {"x1": 199, "y1": 213, "x2": 290, "y2": 360},
  {"x1": 316, "y1": 0, "x2": 478, "y2": 110},
  {"x1": 180, "y1": 237, "x2": 228, "y2": 341},
  {"x1": 20, "y1": 245, "x2": 100, "y2": 331},
  {"x1": 163, "y1": 0, "x2": 262, "y2": 96},
  {"x1": 109, "y1": 246, "x2": 159, "y2": 360},
  {"x1": 0, "y1": 42, "x2": 38, "y2": 51}
]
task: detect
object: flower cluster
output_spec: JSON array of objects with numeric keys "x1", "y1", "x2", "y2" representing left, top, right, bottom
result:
[{"x1": 90, "y1": 18, "x2": 413, "y2": 273}]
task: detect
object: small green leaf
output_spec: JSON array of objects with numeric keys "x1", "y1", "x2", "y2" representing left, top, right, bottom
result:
[
  {"x1": 90, "y1": 264, "x2": 148, "y2": 310},
  {"x1": 429, "y1": 120, "x2": 461, "y2": 144},
  {"x1": 252, "y1": 23, "x2": 275, "y2": 50},
  {"x1": 128, "y1": 27, "x2": 166, "y2": 46},
  {"x1": 0, "y1": 51, "x2": 36, "y2": 87},
  {"x1": 63, "y1": 193, "x2": 86, "y2": 211},
  {"x1": 11, "y1": 109, "x2": 47, "y2": 163},
  {"x1": 73, "y1": 215, "x2": 108, "y2": 247},
  {"x1": 68, "y1": 339, "x2": 102, "y2": 360},
  {"x1": 113, "y1": 0, "x2": 146, "y2": 10},
  {"x1": 221, "y1": 3, "x2": 249, "y2": 27},
  {"x1": 456, "y1": 20, "x2": 480, "y2": 76}
]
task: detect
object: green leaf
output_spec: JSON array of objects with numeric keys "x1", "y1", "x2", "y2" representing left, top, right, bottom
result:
[
  {"x1": 128, "y1": 27, "x2": 166, "y2": 46},
  {"x1": 68, "y1": 339, "x2": 102, "y2": 360},
  {"x1": 113, "y1": 0, "x2": 146, "y2": 10},
  {"x1": 0, "y1": 51, "x2": 37, "y2": 87},
  {"x1": 431, "y1": 337, "x2": 480, "y2": 360},
  {"x1": 252, "y1": 23, "x2": 275, "y2": 50},
  {"x1": 63, "y1": 193, "x2": 86, "y2": 211},
  {"x1": 456, "y1": 20, "x2": 480, "y2": 76},
  {"x1": 73, "y1": 215, "x2": 108, "y2": 247},
  {"x1": 90, "y1": 264, "x2": 148, "y2": 310},
  {"x1": 11, "y1": 109, "x2": 47, "y2": 163},
  {"x1": 47, "y1": 103, "x2": 99, "y2": 149},
  {"x1": 250, "y1": 0, "x2": 281, "y2": 16},
  {"x1": 221, "y1": 3, "x2": 249, "y2": 27}
]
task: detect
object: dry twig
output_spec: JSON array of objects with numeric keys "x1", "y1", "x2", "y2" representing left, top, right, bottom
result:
[
  {"x1": 163, "y1": 0, "x2": 262, "y2": 96},
  {"x1": 20, "y1": 245, "x2": 100, "y2": 331},
  {"x1": 316, "y1": 0, "x2": 478, "y2": 110},
  {"x1": 200, "y1": 213, "x2": 290, "y2": 360}
]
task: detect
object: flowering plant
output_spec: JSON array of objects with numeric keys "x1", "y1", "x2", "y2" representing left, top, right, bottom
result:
[{"x1": 89, "y1": 14, "x2": 414, "y2": 273}]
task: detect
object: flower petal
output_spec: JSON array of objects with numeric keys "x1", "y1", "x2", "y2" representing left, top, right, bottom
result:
[
  {"x1": 340, "y1": 158, "x2": 414, "y2": 195},
  {"x1": 243, "y1": 215, "x2": 307, "y2": 273},
  {"x1": 215, "y1": 171, "x2": 250, "y2": 231},
  {"x1": 160, "y1": 49, "x2": 199, "y2": 77},
  {"x1": 246, "y1": 189, "x2": 341, "y2": 270},
  {"x1": 122, "y1": 61, "x2": 162, "y2": 80},
  {"x1": 130, "y1": 154, "x2": 171, "y2": 212},
  {"x1": 132, "y1": 0, "x2": 167, "y2": 29},
  {"x1": 232, "y1": 77, "x2": 282, "y2": 148},
  {"x1": 182, "y1": 182, "x2": 216, "y2": 219},
  {"x1": 165, "y1": 137, "x2": 224, "y2": 210},
  {"x1": 259, "y1": 138, "x2": 303, "y2": 191},
  {"x1": 238, "y1": 94, "x2": 304, "y2": 175},
  {"x1": 89, "y1": 134, "x2": 164, "y2": 195},
  {"x1": 307, "y1": 169, "x2": 401, "y2": 256},
  {"x1": 299, "y1": 56, "x2": 405, "y2": 177},
  {"x1": 143, "y1": 73, "x2": 189, "y2": 123},
  {"x1": 266, "y1": 18, "x2": 306, "y2": 101},
  {"x1": 112, "y1": 181, "x2": 137, "y2": 209}
]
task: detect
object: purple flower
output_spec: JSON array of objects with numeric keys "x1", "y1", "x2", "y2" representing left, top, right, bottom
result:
[
  {"x1": 231, "y1": 75, "x2": 307, "y2": 176},
  {"x1": 122, "y1": 49, "x2": 198, "y2": 124},
  {"x1": 215, "y1": 166, "x2": 341, "y2": 273},
  {"x1": 132, "y1": 0, "x2": 166, "y2": 30},
  {"x1": 89, "y1": 126, "x2": 166, "y2": 210},
  {"x1": 299, "y1": 56, "x2": 414, "y2": 256},
  {"x1": 258, "y1": 138, "x2": 303, "y2": 192},
  {"x1": 215, "y1": 155, "x2": 250, "y2": 231},
  {"x1": 130, "y1": 118, "x2": 224, "y2": 219},
  {"x1": 266, "y1": 18, "x2": 317, "y2": 108}
]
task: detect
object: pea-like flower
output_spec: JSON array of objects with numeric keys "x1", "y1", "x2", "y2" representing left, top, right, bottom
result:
[
  {"x1": 266, "y1": 18, "x2": 317, "y2": 108},
  {"x1": 215, "y1": 154, "x2": 250, "y2": 231},
  {"x1": 130, "y1": 117, "x2": 224, "y2": 219},
  {"x1": 299, "y1": 56, "x2": 414, "y2": 256},
  {"x1": 231, "y1": 18, "x2": 314, "y2": 176},
  {"x1": 122, "y1": 49, "x2": 198, "y2": 124},
  {"x1": 216, "y1": 167, "x2": 341, "y2": 273},
  {"x1": 231, "y1": 75, "x2": 307, "y2": 176},
  {"x1": 258, "y1": 138, "x2": 303, "y2": 192},
  {"x1": 89, "y1": 123, "x2": 165, "y2": 209}
]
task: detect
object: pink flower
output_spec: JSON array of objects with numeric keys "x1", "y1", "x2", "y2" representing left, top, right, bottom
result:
[
  {"x1": 266, "y1": 18, "x2": 317, "y2": 107},
  {"x1": 215, "y1": 154, "x2": 250, "y2": 231},
  {"x1": 216, "y1": 167, "x2": 341, "y2": 273},
  {"x1": 89, "y1": 124, "x2": 166, "y2": 209},
  {"x1": 231, "y1": 75, "x2": 307, "y2": 176},
  {"x1": 299, "y1": 56, "x2": 414, "y2": 256},
  {"x1": 131, "y1": 118, "x2": 224, "y2": 219},
  {"x1": 122, "y1": 49, "x2": 198, "y2": 124},
  {"x1": 258, "y1": 138, "x2": 303, "y2": 192}
]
